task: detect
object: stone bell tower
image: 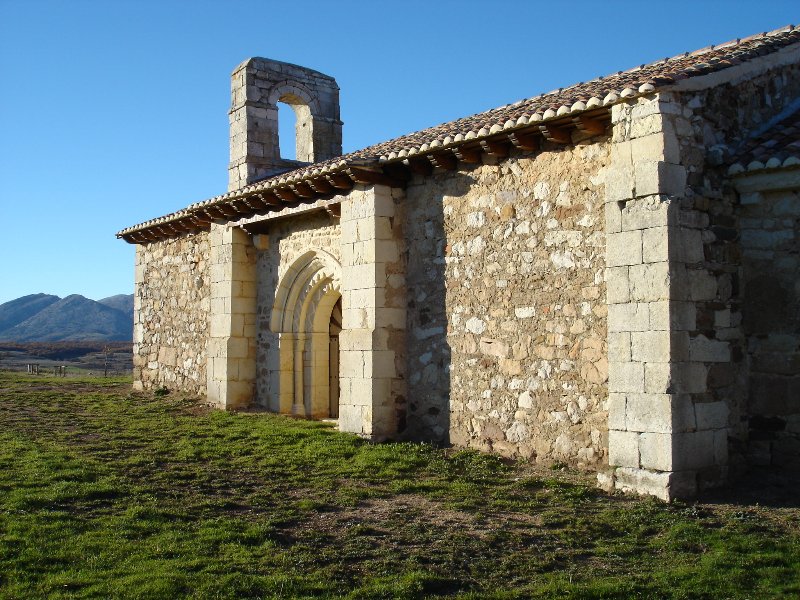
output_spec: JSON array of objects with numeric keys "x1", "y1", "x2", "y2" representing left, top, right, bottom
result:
[{"x1": 228, "y1": 58, "x2": 343, "y2": 191}]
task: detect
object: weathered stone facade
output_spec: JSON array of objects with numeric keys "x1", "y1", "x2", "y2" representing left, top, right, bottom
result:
[
  {"x1": 133, "y1": 233, "x2": 210, "y2": 393},
  {"x1": 404, "y1": 142, "x2": 609, "y2": 466},
  {"x1": 122, "y1": 27, "x2": 800, "y2": 501}
]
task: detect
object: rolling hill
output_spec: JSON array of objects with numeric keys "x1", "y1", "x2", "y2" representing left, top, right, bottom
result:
[
  {"x1": 98, "y1": 294, "x2": 135, "y2": 320},
  {"x1": 0, "y1": 294, "x2": 61, "y2": 333},
  {"x1": 0, "y1": 294, "x2": 134, "y2": 342}
]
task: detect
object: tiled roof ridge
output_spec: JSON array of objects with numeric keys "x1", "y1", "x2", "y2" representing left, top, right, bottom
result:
[
  {"x1": 728, "y1": 106, "x2": 800, "y2": 175},
  {"x1": 118, "y1": 24, "x2": 800, "y2": 238}
]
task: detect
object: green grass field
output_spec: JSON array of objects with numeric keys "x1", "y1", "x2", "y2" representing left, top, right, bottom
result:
[{"x1": 0, "y1": 372, "x2": 798, "y2": 599}]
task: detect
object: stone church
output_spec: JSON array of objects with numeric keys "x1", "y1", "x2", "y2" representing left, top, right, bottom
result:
[{"x1": 118, "y1": 26, "x2": 800, "y2": 501}]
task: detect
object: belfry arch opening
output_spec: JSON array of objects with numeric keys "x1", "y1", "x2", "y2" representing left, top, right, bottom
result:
[
  {"x1": 270, "y1": 251, "x2": 341, "y2": 419},
  {"x1": 277, "y1": 93, "x2": 313, "y2": 163}
]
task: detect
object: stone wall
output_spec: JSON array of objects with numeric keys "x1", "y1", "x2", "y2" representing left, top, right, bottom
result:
[
  {"x1": 739, "y1": 189, "x2": 800, "y2": 472},
  {"x1": 672, "y1": 60, "x2": 800, "y2": 476},
  {"x1": 603, "y1": 54, "x2": 800, "y2": 499},
  {"x1": 404, "y1": 140, "x2": 610, "y2": 466},
  {"x1": 133, "y1": 232, "x2": 210, "y2": 394}
]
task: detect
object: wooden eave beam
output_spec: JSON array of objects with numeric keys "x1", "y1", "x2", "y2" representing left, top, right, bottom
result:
[
  {"x1": 230, "y1": 199, "x2": 253, "y2": 213},
  {"x1": 308, "y1": 177, "x2": 335, "y2": 194},
  {"x1": 199, "y1": 207, "x2": 225, "y2": 220},
  {"x1": 291, "y1": 182, "x2": 316, "y2": 198},
  {"x1": 427, "y1": 151, "x2": 458, "y2": 171},
  {"x1": 180, "y1": 218, "x2": 204, "y2": 232},
  {"x1": 325, "y1": 202, "x2": 342, "y2": 218},
  {"x1": 507, "y1": 131, "x2": 539, "y2": 152},
  {"x1": 539, "y1": 124, "x2": 572, "y2": 145},
  {"x1": 573, "y1": 116, "x2": 606, "y2": 136},
  {"x1": 216, "y1": 203, "x2": 240, "y2": 217},
  {"x1": 480, "y1": 138, "x2": 510, "y2": 158},
  {"x1": 405, "y1": 157, "x2": 433, "y2": 176},
  {"x1": 274, "y1": 187, "x2": 299, "y2": 202},
  {"x1": 242, "y1": 195, "x2": 268, "y2": 210},
  {"x1": 260, "y1": 192, "x2": 283, "y2": 205},
  {"x1": 168, "y1": 220, "x2": 191, "y2": 232},
  {"x1": 382, "y1": 162, "x2": 412, "y2": 182},
  {"x1": 190, "y1": 215, "x2": 212, "y2": 227},
  {"x1": 347, "y1": 167, "x2": 403, "y2": 188},
  {"x1": 452, "y1": 145, "x2": 482, "y2": 164},
  {"x1": 326, "y1": 173, "x2": 355, "y2": 190}
]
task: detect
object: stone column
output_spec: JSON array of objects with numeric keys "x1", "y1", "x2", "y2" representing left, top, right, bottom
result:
[
  {"x1": 207, "y1": 223, "x2": 258, "y2": 409},
  {"x1": 338, "y1": 185, "x2": 406, "y2": 440},
  {"x1": 604, "y1": 93, "x2": 722, "y2": 500}
]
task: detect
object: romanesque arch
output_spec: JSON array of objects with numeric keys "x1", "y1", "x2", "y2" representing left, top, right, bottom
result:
[
  {"x1": 270, "y1": 250, "x2": 342, "y2": 418},
  {"x1": 268, "y1": 81, "x2": 319, "y2": 163}
]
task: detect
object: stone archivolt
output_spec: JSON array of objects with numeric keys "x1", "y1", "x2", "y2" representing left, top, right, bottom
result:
[{"x1": 270, "y1": 250, "x2": 341, "y2": 418}]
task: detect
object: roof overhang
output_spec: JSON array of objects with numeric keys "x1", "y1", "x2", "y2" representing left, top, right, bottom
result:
[{"x1": 116, "y1": 107, "x2": 613, "y2": 244}]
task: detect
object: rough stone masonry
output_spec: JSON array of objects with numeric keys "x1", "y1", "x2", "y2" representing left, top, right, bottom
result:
[{"x1": 121, "y1": 29, "x2": 800, "y2": 501}]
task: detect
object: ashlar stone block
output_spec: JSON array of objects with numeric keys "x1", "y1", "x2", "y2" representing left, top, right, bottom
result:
[
  {"x1": 635, "y1": 162, "x2": 687, "y2": 198},
  {"x1": 608, "y1": 361, "x2": 645, "y2": 393},
  {"x1": 625, "y1": 393, "x2": 696, "y2": 434},
  {"x1": 639, "y1": 432, "x2": 673, "y2": 471},
  {"x1": 695, "y1": 401, "x2": 730, "y2": 430},
  {"x1": 608, "y1": 429, "x2": 640, "y2": 468},
  {"x1": 621, "y1": 196, "x2": 675, "y2": 231},
  {"x1": 607, "y1": 230, "x2": 643, "y2": 267},
  {"x1": 628, "y1": 262, "x2": 670, "y2": 302},
  {"x1": 630, "y1": 330, "x2": 670, "y2": 363},
  {"x1": 608, "y1": 302, "x2": 650, "y2": 332}
]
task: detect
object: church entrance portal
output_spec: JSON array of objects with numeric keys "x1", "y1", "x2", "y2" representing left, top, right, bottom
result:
[{"x1": 270, "y1": 251, "x2": 342, "y2": 420}]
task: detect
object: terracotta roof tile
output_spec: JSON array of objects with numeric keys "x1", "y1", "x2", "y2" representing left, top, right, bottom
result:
[
  {"x1": 728, "y1": 108, "x2": 800, "y2": 174},
  {"x1": 119, "y1": 24, "x2": 800, "y2": 238}
]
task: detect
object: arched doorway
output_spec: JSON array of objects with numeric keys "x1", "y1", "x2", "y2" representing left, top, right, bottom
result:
[
  {"x1": 270, "y1": 251, "x2": 342, "y2": 419},
  {"x1": 328, "y1": 298, "x2": 342, "y2": 418}
]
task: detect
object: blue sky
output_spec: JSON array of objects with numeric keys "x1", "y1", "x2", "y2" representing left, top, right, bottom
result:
[{"x1": 0, "y1": 0, "x2": 797, "y2": 304}]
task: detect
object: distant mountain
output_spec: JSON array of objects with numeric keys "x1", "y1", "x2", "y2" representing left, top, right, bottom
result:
[
  {"x1": 98, "y1": 294, "x2": 134, "y2": 319},
  {"x1": 0, "y1": 294, "x2": 133, "y2": 342},
  {"x1": 0, "y1": 293, "x2": 61, "y2": 333}
]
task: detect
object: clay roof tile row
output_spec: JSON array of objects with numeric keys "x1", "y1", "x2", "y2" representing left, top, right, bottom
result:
[{"x1": 728, "y1": 108, "x2": 800, "y2": 174}]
